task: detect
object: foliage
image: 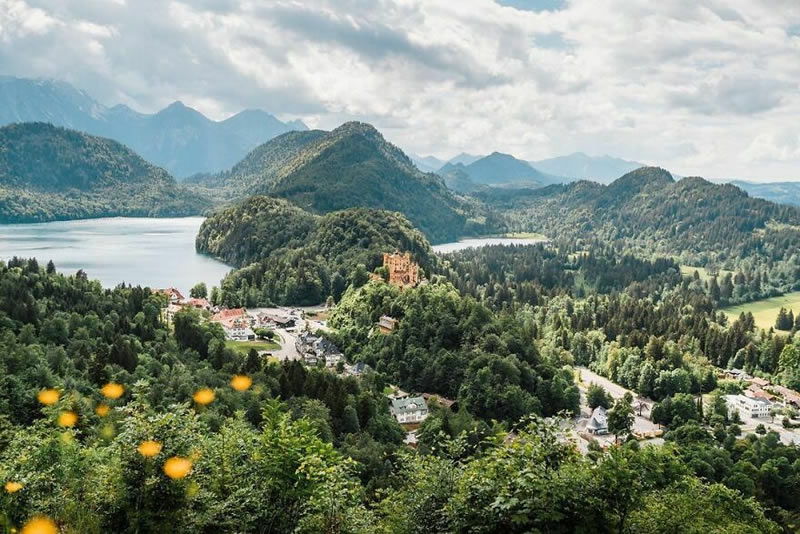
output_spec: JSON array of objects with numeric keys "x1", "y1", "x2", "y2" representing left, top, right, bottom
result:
[
  {"x1": 477, "y1": 167, "x2": 800, "y2": 303},
  {"x1": 330, "y1": 279, "x2": 579, "y2": 422},
  {"x1": 197, "y1": 197, "x2": 434, "y2": 306},
  {"x1": 0, "y1": 123, "x2": 211, "y2": 222},
  {"x1": 192, "y1": 122, "x2": 493, "y2": 243}
]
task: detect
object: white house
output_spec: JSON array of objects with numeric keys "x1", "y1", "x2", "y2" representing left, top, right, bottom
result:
[
  {"x1": 390, "y1": 396, "x2": 429, "y2": 424},
  {"x1": 726, "y1": 394, "x2": 771, "y2": 419},
  {"x1": 220, "y1": 318, "x2": 255, "y2": 341},
  {"x1": 586, "y1": 406, "x2": 608, "y2": 434},
  {"x1": 325, "y1": 352, "x2": 344, "y2": 368}
]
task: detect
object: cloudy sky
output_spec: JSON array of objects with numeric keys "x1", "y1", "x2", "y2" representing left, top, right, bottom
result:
[{"x1": 2, "y1": 0, "x2": 800, "y2": 181}]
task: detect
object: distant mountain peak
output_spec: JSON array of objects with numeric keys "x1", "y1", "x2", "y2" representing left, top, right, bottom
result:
[
  {"x1": 332, "y1": 121, "x2": 383, "y2": 138},
  {"x1": 531, "y1": 152, "x2": 646, "y2": 184},
  {"x1": 195, "y1": 121, "x2": 478, "y2": 243},
  {"x1": 0, "y1": 122, "x2": 210, "y2": 222},
  {"x1": 608, "y1": 166, "x2": 674, "y2": 194},
  {"x1": 0, "y1": 76, "x2": 308, "y2": 177}
]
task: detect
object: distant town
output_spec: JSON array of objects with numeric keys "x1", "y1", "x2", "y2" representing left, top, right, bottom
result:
[{"x1": 154, "y1": 251, "x2": 437, "y2": 433}]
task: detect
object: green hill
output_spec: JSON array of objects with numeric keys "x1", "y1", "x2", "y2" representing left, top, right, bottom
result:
[
  {"x1": 0, "y1": 122, "x2": 211, "y2": 222},
  {"x1": 197, "y1": 195, "x2": 434, "y2": 305},
  {"x1": 194, "y1": 122, "x2": 487, "y2": 243},
  {"x1": 460, "y1": 151, "x2": 551, "y2": 186},
  {"x1": 479, "y1": 166, "x2": 800, "y2": 266}
]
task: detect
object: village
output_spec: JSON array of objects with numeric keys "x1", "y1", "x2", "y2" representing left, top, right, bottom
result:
[
  {"x1": 572, "y1": 365, "x2": 800, "y2": 452},
  {"x1": 155, "y1": 251, "x2": 800, "y2": 451},
  {"x1": 154, "y1": 251, "x2": 435, "y2": 435}
]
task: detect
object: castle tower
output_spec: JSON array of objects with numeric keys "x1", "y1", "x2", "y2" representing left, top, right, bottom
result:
[{"x1": 383, "y1": 251, "x2": 420, "y2": 289}]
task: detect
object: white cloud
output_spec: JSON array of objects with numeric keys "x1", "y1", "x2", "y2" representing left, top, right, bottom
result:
[{"x1": 2, "y1": 0, "x2": 800, "y2": 180}]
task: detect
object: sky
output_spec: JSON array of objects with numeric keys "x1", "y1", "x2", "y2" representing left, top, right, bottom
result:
[{"x1": 2, "y1": 0, "x2": 800, "y2": 182}]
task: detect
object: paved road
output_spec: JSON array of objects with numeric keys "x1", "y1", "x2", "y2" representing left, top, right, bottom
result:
[
  {"x1": 575, "y1": 366, "x2": 662, "y2": 439},
  {"x1": 272, "y1": 328, "x2": 301, "y2": 362},
  {"x1": 736, "y1": 412, "x2": 800, "y2": 445}
]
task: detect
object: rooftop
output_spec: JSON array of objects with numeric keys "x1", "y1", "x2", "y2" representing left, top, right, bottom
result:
[{"x1": 391, "y1": 396, "x2": 428, "y2": 415}]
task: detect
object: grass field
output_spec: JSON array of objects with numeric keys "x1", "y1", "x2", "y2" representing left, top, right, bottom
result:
[
  {"x1": 225, "y1": 339, "x2": 280, "y2": 355},
  {"x1": 721, "y1": 291, "x2": 800, "y2": 331},
  {"x1": 679, "y1": 265, "x2": 734, "y2": 282}
]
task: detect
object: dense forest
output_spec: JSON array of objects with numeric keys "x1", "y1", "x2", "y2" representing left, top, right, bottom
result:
[
  {"x1": 0, "y1": 123, "x2": 212, "y2": 223},
  {"x1": 197, "y1": 197, "x2": 434, "y2": 306},
  {"x1": 0, "y1": 259, "x2": 793, "y2": 533},
  {"x1": 476, "y1": 167, "x2": 800, "y2": 299}
]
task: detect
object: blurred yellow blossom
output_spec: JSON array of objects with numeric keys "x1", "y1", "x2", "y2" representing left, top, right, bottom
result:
[
  {"x1": 21, "y1": 517, "x2": 57, "y2": 534},
  {"x1": 101, "y1": 383, "x2": 125, "y2": 399},
  {"x1": 4, "y1": 481, "x2": 23, "y2": 493},
  {"x1": 193, "y1": 388, "x2": 215, "y2": 405},
  {"x1": 137, "y1": 440, "x2": 162, "y2": 458},
  {"x1": 37, "y1": 389, "x2": 59, "y2": 406},
  {"x1": 57, "y1": 411, "x2": 77, "y2": 427},
  {"x1": 163, "y1": 457, "x2": 192, "y2": 479},
  {"x1": 231, "y1": 375, "x2": 252, "y2": 391}
]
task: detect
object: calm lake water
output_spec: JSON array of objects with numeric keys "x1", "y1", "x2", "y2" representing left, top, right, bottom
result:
[
  {"x1": 432, "y1": 237, "x2": 549, "y2": 254},
  {"x1": 0, "y1": 217, "x2": 232, "y2": 295}
]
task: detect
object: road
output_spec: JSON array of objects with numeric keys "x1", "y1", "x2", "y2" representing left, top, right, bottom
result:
[
  {"x1": 735, "y1": 410, "x2": 800, "y2": 445},
  {"x1": 272, "y1": 328, "x2": 300, "y2": 361},
  {"x1": 246, "y1": 307, "x2": 307, "y2": 362},
  {"x1": 575, "y1": 366, "x2": 663, "y2": 444}
]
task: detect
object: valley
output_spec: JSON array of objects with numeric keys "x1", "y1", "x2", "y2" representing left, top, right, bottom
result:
[
  {"x1": 6, "y1": 3, "x2": 800, "y2": 532},
  {"x1": 3, "y1": 111, "x2": 800, "y2": 534}
]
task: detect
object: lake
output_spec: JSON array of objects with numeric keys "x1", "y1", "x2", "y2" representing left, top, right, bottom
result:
[
  {"x1": 0, "y1": 217, "x2": 232, "y2": 295},
  {"x1": 432, "y1": 236, "x2": 549, "y2": 254}
]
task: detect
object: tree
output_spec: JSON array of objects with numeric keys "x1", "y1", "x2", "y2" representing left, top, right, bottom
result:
[
  {"x1": 210, "y1": 285, "x2": 221, "y2": 305},
  {"x1": 637, "y1": 362, "x2": 657, "y2": 398},
  {"x1": 190, "y1": 282, "x2": 208, "y2": 299},
  {"x1": 608, "y1": 393, "x2": 635, "y2": 443},
  {"x1": 776, "y1": 307, "x2": 792, "y2": 330},
  {"x1": 242, "y1": 348, "x2": 262, "y2": 373},
  {"x1": 586, "y1": 383, "x2": 613, "y2": 410}
]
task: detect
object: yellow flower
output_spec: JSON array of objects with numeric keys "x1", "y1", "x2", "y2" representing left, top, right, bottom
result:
[
  {"x1": 163, "y1": 456, "x2": 192, "y2": 479},
  {"x1": 137, "y1": 440, "x2": 162, "y2": 458},
  {"x1": 230, "y1": 375, "x2": 252, "y2": 392},
  {"x1": 21, "y1": 517, "x2": 58, "y2": 534},
  {"x1": 57, "y1": 411, "x2": 77, "y2": 427},
  {"x1": 37, "y1": 389, "x2": 59, "y2": 406},
  {"x1": 4, "y1": 481, "x2": 23, "y2": 493},
  {"x1": 193, "y1": 388, "x2": 215, "y2": 405},
  {"x1": 95, "y1": 403, "x2": 111, "y2": 417},
  {"x1": 100, "y1": 383, "x2": 125, "y2": 399}
]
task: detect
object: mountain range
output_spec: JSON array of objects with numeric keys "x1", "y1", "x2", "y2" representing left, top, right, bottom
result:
[
  {"x1": 730, "y1": 180, "x2": 800, "y2": 207},
  {"x1": 439, "y1": 152, "x2": 561, "y2": 192},
  {"x1": 477, "y1": 166, "x2": 800, "y2": 263},
  {"x1": 0, "y1": 76, "x2": 306, "y2": 178},
  {"x1": 0, "y1": 122, "x2": 210, "y2": 223},
  {"x1": 192, "y1": 121, "x2": 491, "y2": 243},
  {"x1": 529, "y1": 152, "x2": 645, "y2": 183}
]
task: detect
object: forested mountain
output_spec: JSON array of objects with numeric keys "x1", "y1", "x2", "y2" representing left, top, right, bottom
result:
[
  {"x1": 479, "y1": 167, "x2": 800, "y2": 271},
  {"x1": 530, "y1": 152, "x2": 644, "y2": 183},
  {"x1": 0, "y1": 123, "x2": 210, "y2": 223},
  {"x1": 196, "y1": 195, "x2": 434, "y2": 305},
  {"x1": 438, "y1": 151, "x2": 558, "y2": 191},
  {"x1": 0, "y1": 76, "x2": 307, "y2": 177},
  {"x1": 194, "y1": 121, "x2": 490, "y2": 243},
  {"x1": 438, "y1": 162, "x2": 480, "y2": 193},
  {"x1": 731, "y1": 180, "x2": 800, "y2": 207}
]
